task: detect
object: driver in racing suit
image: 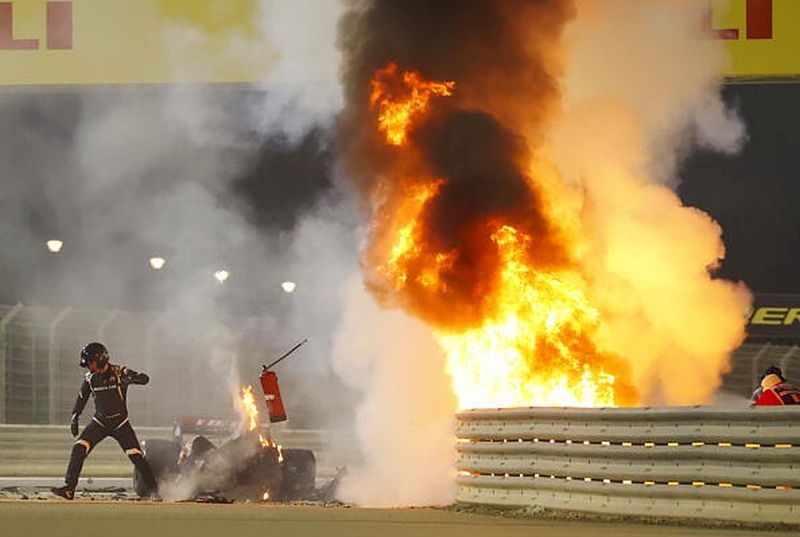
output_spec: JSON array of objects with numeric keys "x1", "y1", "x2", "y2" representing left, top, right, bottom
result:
[{"x1": 51, "y1": 342, "x2": 158, "y2": 500}]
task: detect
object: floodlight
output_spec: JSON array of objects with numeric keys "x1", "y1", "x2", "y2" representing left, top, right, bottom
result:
[{"x1": 281, "y1": 281, "x2": 296, "y2": 293}]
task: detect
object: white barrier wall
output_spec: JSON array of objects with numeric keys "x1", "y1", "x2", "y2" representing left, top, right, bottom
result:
[
  {"x1": 456, "y1": 406, "x2": 800, "y2": 524},
  {"x1": 0, "y1": 425, "x2": 340, "y2": 479}
]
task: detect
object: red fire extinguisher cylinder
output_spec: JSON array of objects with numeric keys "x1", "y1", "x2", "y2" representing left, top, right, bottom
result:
[{"x1": 259, "y1": 369, "x2": 287, "y2": 423}]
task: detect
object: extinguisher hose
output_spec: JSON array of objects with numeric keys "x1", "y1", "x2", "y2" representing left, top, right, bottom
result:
[{"x1": 264, "y1": 338, "x2": 308, "y2": 370}]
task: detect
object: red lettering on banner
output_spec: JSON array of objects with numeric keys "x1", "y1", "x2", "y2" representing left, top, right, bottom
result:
[
  {"x1": 0, "y1": 1, "x2": 73, "y2": 51},
  {"x1": 746, "y1": 0, "x2": 772, "y2": 39},
  {"x1": 0, "y1": 3, "x2": 39, "y2": 50},
  {"x1": 704, "y1": 3, "x2": 739, "y2": 40},
  {"x1": 706, "y1": 0, "x2": 774, "y2": 41},
  {"x1": 46, "y1": 1, "x2": 72, "y2": 49}
]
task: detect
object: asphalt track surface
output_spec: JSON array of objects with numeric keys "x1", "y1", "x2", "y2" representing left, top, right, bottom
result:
[{"x1": 1, "y1": 502, "x2": 796, "y2": 537}]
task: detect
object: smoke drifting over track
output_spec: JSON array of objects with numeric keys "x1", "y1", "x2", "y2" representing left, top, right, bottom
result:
[{"x1": 0, "y1": 1, "x2": 350, "y2": 424}]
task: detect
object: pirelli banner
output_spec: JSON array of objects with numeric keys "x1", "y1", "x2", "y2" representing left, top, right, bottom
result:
[
  {"x1": 0, "y1": 0, "x2": 275, "y2": 85},
  {"x1": 0, "y1": 0, "x2": 797, "y2": 86},
  {"x1": 710, "y1": 0, "x2": 800, "y2": 78},
  {"x1": 748, "y1": 294, "x2": 800, "y2": 341}
]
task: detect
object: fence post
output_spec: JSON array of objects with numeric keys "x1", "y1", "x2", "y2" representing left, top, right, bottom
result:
[
  {"x1": 97, "y1": 310, "x2": 120, "y2": 343},
  {"x1": 779, "y1": 345, "x2": 799, "y2": 377},
  {"x1": 144, "y1": 319, "x2": 159, "y2": 425},
  {"x1": 0, "y1": 303, "x2": 24, "y2": 424},
  {"x1": 48, "y1": 307, "x2": 72, "y2": 424},
  {"x1": 750, "y1": 342, "x2": 771, "y2": 388}
]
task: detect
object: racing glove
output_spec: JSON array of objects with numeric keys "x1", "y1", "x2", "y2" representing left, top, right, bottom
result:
[{"x1": 70, "y1": 414, "x2": 79, "y2": 437}]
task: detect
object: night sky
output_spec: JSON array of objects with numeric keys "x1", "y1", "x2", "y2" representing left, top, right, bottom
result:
[
  {"x1": 0, "y1": 82, "x2": 797, "y2": 310},
  {"x1": 679, "y1": 82, "x2": 800, "y2": 294}
]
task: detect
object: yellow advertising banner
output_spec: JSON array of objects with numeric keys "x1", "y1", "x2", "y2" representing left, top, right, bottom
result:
[
  {"x1": 710, "y1": 0, "x2": 800, "y2": 77},
  {"x1": 0, "y1": 0, "x2": 797, "y2": 86},
  {"x1": 0, "y1": 0, "x2": 276, "y2": 85}
]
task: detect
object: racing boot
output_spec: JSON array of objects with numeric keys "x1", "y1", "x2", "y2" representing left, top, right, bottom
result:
[{"x1": 51, "y1": 485, "x2": 75, "y2": 500}]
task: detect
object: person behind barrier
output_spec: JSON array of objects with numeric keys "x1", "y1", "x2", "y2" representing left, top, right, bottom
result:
[
  {"x1": 51, "y1": 342, "x2": 159, "y2": 500},
  {"x1": 751, "y1": 365, "x2": 800, "y2": 406}
]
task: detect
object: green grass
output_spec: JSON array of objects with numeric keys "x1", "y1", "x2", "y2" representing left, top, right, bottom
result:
[{"x1": 0, "y1": 502, "x2": 794, "y2": 537}]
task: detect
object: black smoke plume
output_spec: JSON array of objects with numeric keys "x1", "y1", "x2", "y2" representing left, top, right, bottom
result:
[{"x1": 338, "y1": 0, "x2": 575, "y2": 330}]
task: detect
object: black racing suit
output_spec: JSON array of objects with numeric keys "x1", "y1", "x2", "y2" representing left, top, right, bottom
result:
[{"x1": 63, "y1": 364, "x2": 158, "y2": 494}]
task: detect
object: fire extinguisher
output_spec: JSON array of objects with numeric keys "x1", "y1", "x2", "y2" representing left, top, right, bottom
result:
[
  {"x1": 258, "y1": 339, "x2": 307, "y2": 423},
  {"x1": 259, "y1": 369, "x2": 287, "y2": 423}
]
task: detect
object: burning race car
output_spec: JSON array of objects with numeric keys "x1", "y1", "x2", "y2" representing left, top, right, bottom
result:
[{"x1": 134, "y1": 344, "x2": 318, "y2": 502}]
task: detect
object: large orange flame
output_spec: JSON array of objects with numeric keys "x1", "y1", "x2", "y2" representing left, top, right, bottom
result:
[
  {"x1": 366, "y1": 63, "x2": 635, "y2": 409},
  {"x1": 370, "y1": 62, "x2": 455, "y2": 146},
  {"x1": 377, "y1": 180, "x2": 448, "y2": 291},
  {"x1": 439, "y1": 226, "x2": 618, "y2": 408}
]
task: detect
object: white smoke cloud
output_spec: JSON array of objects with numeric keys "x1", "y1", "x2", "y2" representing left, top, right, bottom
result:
[
  {"x1": 548, "y1": 0, "x2": 752, "y2": 404},
  {"x1": 692, "y1": 93, "x2": 747, "y2": 154},
  {"x1": 330, "y1": 276, "x2": 457, "y2": 506},
  {"x1": 554, "y1": 0, "x2": 747, "y2": 182},
  {"x1": 254, "y1": 0, "x2": 345, "y2": 141},
  {"x1": 0, "y1": 1, "x2": 350, "y2": 423}
]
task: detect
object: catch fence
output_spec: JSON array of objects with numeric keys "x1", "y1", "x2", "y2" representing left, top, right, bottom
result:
[
  {"x1": 0, "y1": 303, "x2": 275, "y2": 426},
  {"x1": 718, "y1": 342, "x2": 800, "y2": 397},
  {"x1": 456, "y1": 406, "x2": 800, "y2": 524}
]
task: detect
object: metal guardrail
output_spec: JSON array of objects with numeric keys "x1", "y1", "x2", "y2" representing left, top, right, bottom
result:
[{"x1": 455, "y1": 406, "x2": 800, "y2": 524}]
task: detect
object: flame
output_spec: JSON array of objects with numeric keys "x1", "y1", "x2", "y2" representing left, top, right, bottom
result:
[
  {"x1": 438, "y1": 226, "x2": 617, "y2": 408},
  {"x1": 377, "y1": 180, "x2": 447, "y2": 291},
  {"x1": 365, "y1": 63, "x2": 634, "y2": 409},
  {"x1": 262, "y1": 491, "x2": 270, "y2": 501},
  {"x1": 370, "y1": 62, "x2": 455, "y2": 146},
  {"x1": 238, "y1": 385, "x2": 285, "y2": 452},
  {"x1": 240, "y1": 385, "x2": 260, "y2": 432}
]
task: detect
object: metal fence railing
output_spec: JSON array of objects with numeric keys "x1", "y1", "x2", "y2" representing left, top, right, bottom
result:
[
  {"x1": 456, "y1": 406, "x2": 800, "y2": 524},
  {"x1": 719, "y1": 342, "x2": 800, "y2": 397},
  {"x1": 0, "y1": 303, "x2": 277, "y2": 426}
]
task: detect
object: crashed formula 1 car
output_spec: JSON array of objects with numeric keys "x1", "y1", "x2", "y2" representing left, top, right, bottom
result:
[{"x1": 134, "y1": 346, "x2": 318, "y2": 502}]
